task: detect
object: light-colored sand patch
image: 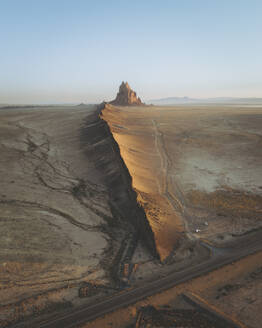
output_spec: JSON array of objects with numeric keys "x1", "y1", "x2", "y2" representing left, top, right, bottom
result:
[{"x1": 177, "y1": 148, "x2": 262, "y2": 194}]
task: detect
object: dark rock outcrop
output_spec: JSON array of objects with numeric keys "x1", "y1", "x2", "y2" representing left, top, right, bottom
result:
[{"x1": 110, "y1": 82, "x2": 144, "y2": 106}]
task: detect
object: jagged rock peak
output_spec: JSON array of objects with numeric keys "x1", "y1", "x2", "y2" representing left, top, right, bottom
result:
[{"x1": 110, "y1": 81, "x2": 144, "y2": 106}]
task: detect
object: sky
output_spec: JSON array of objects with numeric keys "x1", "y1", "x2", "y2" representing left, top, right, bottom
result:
[{"x1": 0, "y1": 0, "x2": 262, "y2": 104}]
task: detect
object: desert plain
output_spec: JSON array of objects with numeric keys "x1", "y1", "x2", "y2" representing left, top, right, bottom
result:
[
  {"x1": 0, "y1": 102, "x2": 261, "y2": 327},
  {"x1": 103, "y1": 104, "x2": 262, "y2": 251}
]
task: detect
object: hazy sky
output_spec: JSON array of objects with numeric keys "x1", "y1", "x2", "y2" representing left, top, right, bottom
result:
[{"x1": 1, "y1": 0, "x2": 262, "y2": 104}]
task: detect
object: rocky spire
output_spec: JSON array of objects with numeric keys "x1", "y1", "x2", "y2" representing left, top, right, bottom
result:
[{"x1": 110, "y1": 82, "x2": 144, "y2": 106}]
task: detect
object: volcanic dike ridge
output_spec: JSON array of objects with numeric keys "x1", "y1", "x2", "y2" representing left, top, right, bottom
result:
[
  {"x1": 82, "y1": 83, "x2": 159, "y2": 262},
  {"x1": 84, "y1": 82, "x2": 187, "y2": 262}
]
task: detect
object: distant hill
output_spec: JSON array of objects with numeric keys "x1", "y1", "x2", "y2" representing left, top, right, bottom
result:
[
  {"x1": 147, "y1": 97, "x2": 262, "y2": 105},
  {"x1": 147, "y1": 97, "x2": 195, "y2": 105}
]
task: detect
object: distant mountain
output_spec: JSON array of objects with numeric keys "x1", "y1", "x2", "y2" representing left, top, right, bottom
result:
[
  {"x1": 203, "y1": 97, "x2": 262, "y2": 104},
  {"x1": 147, "y1": 97, "x2": 262, "y2": 105},
  {"x1": 146, "y1": 97, "x2": 196, "y2": 105}
]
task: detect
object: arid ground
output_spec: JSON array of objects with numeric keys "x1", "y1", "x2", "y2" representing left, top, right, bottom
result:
[
  {"x1": 102, "y1": 104, "x2": 262, "y2": 257},
  {"x1": 0, "y1": 104, "x2": 261, "y2": 328},
  {"x1": 0, "y1": 105, "x2": 127, "y2": 326}
]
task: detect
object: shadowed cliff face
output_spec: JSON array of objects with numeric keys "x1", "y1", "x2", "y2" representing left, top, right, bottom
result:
[{"x1": 81, "y1": 104, "x2": 159, "y2": 259}]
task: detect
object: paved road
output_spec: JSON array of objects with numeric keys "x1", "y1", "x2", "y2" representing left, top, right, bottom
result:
[{"x1": 12, "y1": 237, "x2": 262, "y2": 328}]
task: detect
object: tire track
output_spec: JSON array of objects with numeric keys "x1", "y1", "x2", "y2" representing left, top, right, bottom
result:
[
  {"x1": 151, "y1": 119, "x2": 184, "y2": 211},
  {"x1": 151, "y1": 119, "x2": 196, "y2": 242}
]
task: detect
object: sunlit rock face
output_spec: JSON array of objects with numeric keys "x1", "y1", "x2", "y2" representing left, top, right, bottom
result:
[
  {"x1": 101, "y1": 104, "x2": 186, "y2": 262},
  {"x1": 110, "y1": 82, "x2": 144, "y2": 106},
  {"x1": 101, "y1": 103, "x2": 262, "y2": 261}
]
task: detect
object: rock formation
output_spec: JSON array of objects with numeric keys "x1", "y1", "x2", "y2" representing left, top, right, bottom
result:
[{"x1": 110, "y1": 82, "x2": 144, "y2": 106}]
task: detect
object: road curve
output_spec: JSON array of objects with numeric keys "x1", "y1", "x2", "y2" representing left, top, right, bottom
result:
[{"x1": 12, "y1": 237, "x2": 262, "y2": 328}]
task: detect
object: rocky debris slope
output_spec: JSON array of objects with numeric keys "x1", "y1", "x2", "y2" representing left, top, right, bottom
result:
[{"x1": 110, "y1": 82, "x2": 144, "y2": 106}]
